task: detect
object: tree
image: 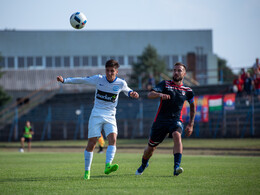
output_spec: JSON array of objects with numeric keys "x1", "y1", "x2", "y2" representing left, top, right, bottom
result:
[
  {"x1": 218, "y1": 57, "x2": 236, "y2": 83},
  {"x1": 130, "y1": 44, "x2": 167, "y2": 88},
  {"x1": 0, "y1": 55, "x2": 11, "y2": 107}
]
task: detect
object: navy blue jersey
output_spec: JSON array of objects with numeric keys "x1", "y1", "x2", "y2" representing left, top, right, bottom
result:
[{"x1": 152, "y1": 80, "x2": 194, "y2": 122}]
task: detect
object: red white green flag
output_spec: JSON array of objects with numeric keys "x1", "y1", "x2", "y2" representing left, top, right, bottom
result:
[{"x1": 208, "y1": 95, "x2": 223, "y2": 112}]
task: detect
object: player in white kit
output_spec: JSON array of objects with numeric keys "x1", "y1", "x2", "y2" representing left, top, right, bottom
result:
[{"x1": 57, "y1": 59, "x2": 139, "y2": 180}]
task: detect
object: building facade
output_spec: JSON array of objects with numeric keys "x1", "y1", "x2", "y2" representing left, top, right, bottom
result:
[{"x1": 0, "y1": 30, "x2": 218, "y2": 88}]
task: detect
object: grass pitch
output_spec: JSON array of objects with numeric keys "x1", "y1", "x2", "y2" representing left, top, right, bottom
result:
[{"x1": 0, "y1": 151, "x2": 259, "y2": 195}]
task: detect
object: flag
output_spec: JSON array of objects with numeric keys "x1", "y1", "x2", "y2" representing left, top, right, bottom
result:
[
  {"x1": 201, "y1": 95, "x2": 209, "y2": 122},
  {"x1": 208, "y1": 95, "x2": 222, "y2": 112},
  {"x1": 194, "y1": 96, "x2": 202, "y2": 122},
  {"x1": 224, "y1": 93, "x2": 236, "y2": 110},
  {"x1": 181, "y1": 95, "x2": 209, "y2": 123}
]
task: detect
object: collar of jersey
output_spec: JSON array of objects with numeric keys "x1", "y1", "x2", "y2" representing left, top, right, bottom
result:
[
  {"x1": 106, "y1": 76, "x2": 118, "y2": 83},
  {"x1": 170, "y1": 80, "x2": 183, "y2": 87}
]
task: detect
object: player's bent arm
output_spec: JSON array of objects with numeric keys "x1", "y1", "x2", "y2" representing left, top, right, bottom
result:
[{"x1": 148, "y1": 91, "x2": 170, "y2": 100}]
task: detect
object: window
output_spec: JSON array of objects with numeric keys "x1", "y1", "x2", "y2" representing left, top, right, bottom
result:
[
  {"x1": 110, "y1": 56, "x2": 115, "y2": 60},
  {"x1": 27, "y1": 57, "x2": 33, "y2": 68},
  {"x1": 46, "y1": 56, "x2": 52, "y2": 68},
  {"x1": 181, "y1": 55, "x2": 187, "y2": 66},
  {"x1": 163, "y1": 55, "x2": 170, "y2": 69},
  {"x1": 55, "y1": 56, "x2": 61, "y2": 67},
  {"x1": 36, "y1": 56, "x2": 42, "y2": 66},
  {"x1": 118, "y1": 56, "x2": 124, "y2": 65},
  {"x1": 64, "y1": 56, "x2": 70, "y2": 67},
  {"x1": 18, "y1": 57, "x2": 25, "y2": 68},
  {"x1": 74, "y1": 56, "x2": 80, "y2": 67},
  {"x1": 83, "y1": 56, "x2": 88, "y2": 66},
  {"x1": 0, "y1": 57, "x2": 5, "y2": 68},
  {"x1": 92, "y1": 56, "x2": 98, "y2": 66},
  {"x1": 7, "y1": 57, "x2": 15, "y2": 68},
  {"x1": 102, "y1": 56, "x2": 108, "y2": 65},
  {"x1": 172, "y1": 55, "x2": 178, "y2": 65},
  {"x1": 128, "y1": 56, "x2": 134, "y2": 65}
]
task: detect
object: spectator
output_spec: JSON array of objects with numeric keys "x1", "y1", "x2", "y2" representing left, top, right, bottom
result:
[
  {"x1": 243, "y1": 72, "x2": 254, "y2": 104},
  {"x1": 240, "y1": 68, "x2": 247, "y2": 82},
  {"x1": 254, "y1": 74, "x2": 260, "y2": 101},
  {"x1": 253, "y1": 64, "x2": 260, "y2": 79},
  {"x1": 233, "y1": 75, "x2": 244, "y2": 99}
]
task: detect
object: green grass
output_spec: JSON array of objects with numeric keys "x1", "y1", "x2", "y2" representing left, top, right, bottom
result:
[{"x1": 0, "y1": 152, "x2": 259, "y2": 195}]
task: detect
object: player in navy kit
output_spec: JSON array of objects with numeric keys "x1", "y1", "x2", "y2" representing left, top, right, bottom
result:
[
  {"x1": 57, "y1": 59, "x2": 139, "y2": 180},
  {"x1": 135, "y1": 62, "x2": 196, "y2": 176}
]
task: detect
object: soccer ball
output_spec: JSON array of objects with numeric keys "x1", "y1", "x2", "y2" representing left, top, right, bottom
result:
[{"x1": 70, "y1": 12, "x2": 87, "y2": 29}]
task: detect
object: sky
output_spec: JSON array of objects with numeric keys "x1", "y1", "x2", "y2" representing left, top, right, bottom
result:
[{"x1": 1, "y1": 0, "x2": 259, "y2": 71}]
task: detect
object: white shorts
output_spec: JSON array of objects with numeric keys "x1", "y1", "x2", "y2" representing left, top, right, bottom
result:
[{"x1": 88, "y1": 114, "x2": 117, "y2": 138}]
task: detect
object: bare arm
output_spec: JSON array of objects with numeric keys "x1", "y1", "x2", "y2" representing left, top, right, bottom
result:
[
  {"x1": 185, "y1": 101, "x2": 196, "y2": 137},
  {"x1": 147, "y1": 91, "x2": 170, "y2": 100}
]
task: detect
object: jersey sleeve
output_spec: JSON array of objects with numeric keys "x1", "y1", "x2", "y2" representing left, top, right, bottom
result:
[
  {"x1": 121, "y1": 80, "x2": 133, "y2": 97},
  {"x1": 187, "y1": 90, "x2": 195, "y2": 104},
  {"x1": 63, "y1": 75, "x2": 101, "y2": 85},
  {"x1": 151, "y1": 80, "x2": 165, "y2": 93}
]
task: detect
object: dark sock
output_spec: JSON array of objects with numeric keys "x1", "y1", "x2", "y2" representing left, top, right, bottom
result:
[
  {"x1": 141, "y1": 157, "x2": 149, "y2": 168},
  {"x1": 174, "y1": 153, "x2": 182, "y2": 169}
]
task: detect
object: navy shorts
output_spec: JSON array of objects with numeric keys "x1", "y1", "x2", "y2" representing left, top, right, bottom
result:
[
  {"x1": 148, "y1": 120, "x2": 184, "y2": 147},
  {"x1": 24, "y1": 137, "x2": 32, "y2": 142}
]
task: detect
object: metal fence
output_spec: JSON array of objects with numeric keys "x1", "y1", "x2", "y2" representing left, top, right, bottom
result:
[{"x1": 1, "y1": 91, "x2": 260, "y2": 142}]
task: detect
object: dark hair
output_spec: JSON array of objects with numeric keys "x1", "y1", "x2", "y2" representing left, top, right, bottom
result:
[
  {"x1": 105, "y1": 59, "x2": 120, "y2": 69},
  {"x1": 174, "y1": 62, "x2": 187, "y2": 71}
]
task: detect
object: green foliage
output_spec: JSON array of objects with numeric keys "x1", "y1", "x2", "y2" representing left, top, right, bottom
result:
[
  {"x1": 130, "y1": 44, "x2": 167, "y2": 88},
  {"x1": 0, "y1": 152, "x2": 259, "y2": 195},
  {"x1": 0, "y1": 55, "x2": 11, "y2": 107},
  {"x1": 218, "y1": 57, "x2": 236, "y2": 83}
]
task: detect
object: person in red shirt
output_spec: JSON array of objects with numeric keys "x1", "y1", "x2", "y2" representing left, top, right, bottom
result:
[
  {"x1": 240, "y1": 68, "x2": 247, "y2": 82},
  {"x1": 233, "y1": 74, "x2": 244, "y2": 98},
  {"x1": 254, "y1": 74, "x2": 260, "y2": 101}
]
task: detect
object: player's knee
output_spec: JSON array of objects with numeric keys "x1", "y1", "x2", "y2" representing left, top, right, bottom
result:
[
  {"x1": 172, "y1": 131, "x2": 181, "y2": 142},
  {"x1": 148, "y1": 140, "x2": 159, "y2": 148},
  {"x1": 86, "y1": 140, "x2": 97, "y2": 151}
]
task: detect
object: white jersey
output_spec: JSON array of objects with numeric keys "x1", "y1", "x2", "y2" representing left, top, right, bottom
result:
[{"x1": 63, "y1": 75, "x2": 133, "y2": 116}]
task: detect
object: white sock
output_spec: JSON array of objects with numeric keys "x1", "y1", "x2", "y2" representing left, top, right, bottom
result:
[
  {"x1": 84, "y1": 150, "x2": 93, "y2": 171},
  {"x1": 106, "y1": 145, "x2": 116, "y2": 164}
]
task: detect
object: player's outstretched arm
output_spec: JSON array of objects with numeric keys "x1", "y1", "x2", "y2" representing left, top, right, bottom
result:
[
  {"x1": 57, "y1": 76, "x2": 64, "y2": 83},
  {"x1": 148, "y1": 91, "x2": 170, "y2": 100},
  {"x1": 185, "y1": 102, "x2": 196, "y2": 137},
  {"x1": 130, "y1": 91, "x2": 139, "y2": 99}
]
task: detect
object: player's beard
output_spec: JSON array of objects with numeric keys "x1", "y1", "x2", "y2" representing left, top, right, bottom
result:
[{"x1": 172, "y1": 75, "x2": 183, "y2": 82}]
